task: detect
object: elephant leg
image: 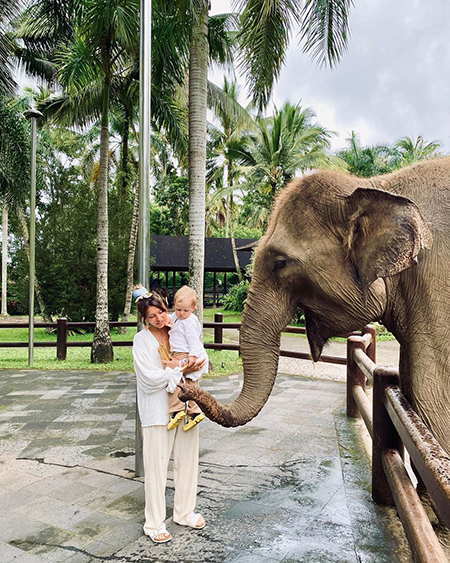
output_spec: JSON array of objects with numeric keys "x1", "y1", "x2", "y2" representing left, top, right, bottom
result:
[{"x1": 416, "y1": 482, "x2": 450, "y2": 555}]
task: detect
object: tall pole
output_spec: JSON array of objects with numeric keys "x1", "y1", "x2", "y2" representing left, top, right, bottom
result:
[
  {"x1": 138, "y1": 0, "x2": 151, "y2": 287},
  {"x1": 1, "y1": 203, "x2": 8, "y2": 316},
  {"x1": 135, "y1": 0, "x2": 151, "y2": 477},
  {"x1": 24, "y1": 109, "x2": 43, "y2": 367}
]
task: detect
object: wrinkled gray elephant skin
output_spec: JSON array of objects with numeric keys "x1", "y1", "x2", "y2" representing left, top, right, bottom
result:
[{"x1": 180, "y1": 157, "x2": 450, "y2": 458}]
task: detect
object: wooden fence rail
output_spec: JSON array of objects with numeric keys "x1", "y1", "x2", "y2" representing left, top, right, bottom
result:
[
  {"x1": 347, "y1": 330, "x2": 450, "y2": 563},
  {"x1": 0, "y1": 313, "x2": 351, "y2": 366}
]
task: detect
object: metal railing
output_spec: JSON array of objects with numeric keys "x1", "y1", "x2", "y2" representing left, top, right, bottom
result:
[{"x1": 347, "y1": 330, "x2": 450, "y2": 563}]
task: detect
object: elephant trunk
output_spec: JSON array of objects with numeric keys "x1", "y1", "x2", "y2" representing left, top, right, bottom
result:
[{"x1": 179, "y1": 284, "x2": 296, "y2": 427}]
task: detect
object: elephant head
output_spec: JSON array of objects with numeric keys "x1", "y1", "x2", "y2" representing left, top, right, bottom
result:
[{"x1": 180, "y1": 169, "x2": 432, "y2": 427}]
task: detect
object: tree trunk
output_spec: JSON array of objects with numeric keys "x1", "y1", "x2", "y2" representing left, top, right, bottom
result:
[
  {"x1": 225, "y1": 196, "x2": 230, "y2": 237},
  {"x1": 188, "y1": 0, "x2": 209, "y2": 322},
  {"x1": 227, "y1": 168, "x2": 242, "y2": 282},
  {"x1": 224, "y1": 162, "x2": 230, "y2": 237},
  {"x1": 1, "y1": 203, "x2": 8, "y2": 316},
  {"x1": 119, "y1": 108, "x2": 130, "y2": 205},
  {"x1": 117, "y1": 182, "x2": 139, "y2": 335},
  {"x1": 230, "y1": 210, "x2": 243, "y2": 282},
  {"x1": 17, "y1": 207, "x2": 52, "y2": 323},
  {"x1": 118, "y1": 104, "x2": 131, "y2": 233},
  {"x1": 91, "y1": 86, "x2": 113, "y2": 363}
]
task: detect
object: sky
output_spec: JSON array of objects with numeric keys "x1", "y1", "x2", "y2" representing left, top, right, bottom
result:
[{"x1": 210, "y1": 0, "x2": 450, "y2": 152}]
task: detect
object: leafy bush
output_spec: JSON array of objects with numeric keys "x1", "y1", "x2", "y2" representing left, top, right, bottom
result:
[
  {"x1": 291, "y1": 308, "x2": 305, "y2": 326},
  {"x1": 223, "y1": 280, "x2": 250, "y2": 312}
]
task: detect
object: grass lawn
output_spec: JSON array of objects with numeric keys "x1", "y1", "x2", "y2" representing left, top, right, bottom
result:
[{"x1": 203, "y1": 308, "x2": 243, "y2": 323}]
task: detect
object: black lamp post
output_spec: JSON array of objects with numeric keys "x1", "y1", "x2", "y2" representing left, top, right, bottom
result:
[{"x1": 24, "y1": 108, "x2": 43, "y2": 366}]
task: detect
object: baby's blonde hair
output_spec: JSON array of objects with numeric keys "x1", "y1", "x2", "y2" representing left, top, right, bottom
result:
[{"x1": 174, "y1": 285, "x2": 197, "y2": 307}]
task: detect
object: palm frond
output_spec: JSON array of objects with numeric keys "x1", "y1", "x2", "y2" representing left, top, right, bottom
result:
[
  {"x1": 0, "y1": 1, "x2": 24, "y2": 94},
  {"x1": 207, "y1": 80, "x2": 256, "y2": 135},
  {"x1": 208, "y1": 12, "x2": 238, "y2": 65},
  {"x1": 236, "y1": 0, "x2": 300, "y2": 111},
  {"x1": 37, "y1": 85, "x2": 103, "y2": 128},
  {"x1": 299, "y1": 0, "x2": 354, "y2": 68},
  {"x1": 14, "y1": 44, "x2": 56, "y2": 82}
]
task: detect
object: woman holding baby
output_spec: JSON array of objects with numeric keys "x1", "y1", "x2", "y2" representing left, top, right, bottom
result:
[{"x1": 132, "y1": 286, "x2": 208, "y2": 544}]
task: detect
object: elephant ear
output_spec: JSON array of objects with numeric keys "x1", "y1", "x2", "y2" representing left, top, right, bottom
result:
[{"x1": 344, "y1": 188, "x2": 433, "y2": 299}]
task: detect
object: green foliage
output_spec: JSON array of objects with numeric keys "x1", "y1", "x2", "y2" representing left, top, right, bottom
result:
[
  {"x1": 223, "y1": 280, "x2": 250, "y2": 312},
  {"x1": 335, "y1": 131, "x2": 400, "y2": 178},
  {"x1": 394, "y1": 135, "x2": 443, "y2": 166},
  {"x1": 0, "y1": 96, "x2": 30, "y2": 204},
  {"x1": 0, "y1": 0, "x2": 22, "y2": 95},
  {"x1": 234, "y1": 102, "x2": 336, "y2": 228},
  {"x1": 10, "y1": 164, "x2": 98, "y2": 320},
  {"x1": 291, "y1": 309, "x2": 305, "y2": 326},
  {"x1": 152, "y1": 175, "x2": 189, "y2": 235},
  {"x1": 336, "y1": 132, "x2": 444, "y2": 178}
]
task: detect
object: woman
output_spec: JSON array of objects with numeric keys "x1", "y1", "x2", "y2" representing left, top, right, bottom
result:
[{"x1": 132, "y1": 288, "x2": 207, "y2": 544}]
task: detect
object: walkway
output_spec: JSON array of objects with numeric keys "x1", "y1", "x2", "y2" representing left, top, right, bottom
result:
[{"x1": 0, "y1": 340, "x2": 412, "y2": 562}]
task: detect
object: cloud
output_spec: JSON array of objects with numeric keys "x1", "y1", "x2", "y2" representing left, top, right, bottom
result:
[
  {"x1": 211, "y1": 0, "x2": 450, "y2": 152},
  {"x1": 271, "y1": 0, "x2": 450, "y2": 151}
]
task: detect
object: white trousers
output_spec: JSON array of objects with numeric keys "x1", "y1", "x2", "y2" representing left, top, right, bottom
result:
[{"x1": 142, "y1": 424, "x2": 199, "y2": 536}]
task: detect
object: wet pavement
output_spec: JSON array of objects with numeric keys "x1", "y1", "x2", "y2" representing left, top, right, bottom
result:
[{"x1": 0, "y1": 340, "x2": 412, "y2": 562}]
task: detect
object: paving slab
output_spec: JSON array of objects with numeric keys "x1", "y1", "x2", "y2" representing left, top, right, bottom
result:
[{"x1": 0, "y1": 345, "x2": 412, "y2": 562}]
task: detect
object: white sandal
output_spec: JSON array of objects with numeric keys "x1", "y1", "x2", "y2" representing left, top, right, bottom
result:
[
  {"x1": 148, "y1": 527, "x2": 172, "y2": 544},
  {"x1": 176, "y1": 512, "x2": 205, "y2": 530}
]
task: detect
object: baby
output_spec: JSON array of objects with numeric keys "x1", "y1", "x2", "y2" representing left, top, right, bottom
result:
[{"x1": 164, "y1": 286, "x2": 208, "y2": 431}]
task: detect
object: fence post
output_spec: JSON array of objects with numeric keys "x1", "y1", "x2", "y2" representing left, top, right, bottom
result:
[
  {"x1": 346, "y1": 336, "x2": 366, "y2": 418},
  {"x1": 362, "y1": 324, "x2": 376, "y2": 365},
  {"x1": 372, "y1": 366, "x2": 403, "y2": 505},
  {"x1": 57, "y1": 317, "x2": 68, "y2": 361},
  {"x1": 214, "y1": 312, "x2": 223, "y2": 344}
]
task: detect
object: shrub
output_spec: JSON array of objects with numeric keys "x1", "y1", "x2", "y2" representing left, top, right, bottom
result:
[
  {"x1": 291, "y1": 308, "x2": 305, "y2": 326},
  {"x1": 223, "y1": 280, "x2": 250, "y2": 312}
]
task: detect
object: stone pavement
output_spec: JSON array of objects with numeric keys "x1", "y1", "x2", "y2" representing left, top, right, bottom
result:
[
  {"x1": 214, "y1": 329, "x2": 400, "y2": 381},
  {"x1": 0, "y1": 342, "x2": 412, "y2": 563}
]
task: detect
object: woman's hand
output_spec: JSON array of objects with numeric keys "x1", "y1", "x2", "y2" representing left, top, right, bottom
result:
[{"x1": 182, "y1": 358, "x2": 206, "y2": 375}]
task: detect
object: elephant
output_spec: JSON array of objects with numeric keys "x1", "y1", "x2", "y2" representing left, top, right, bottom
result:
[{"x1": 180, "y1": 157, "x2": 450, "y2": 548}]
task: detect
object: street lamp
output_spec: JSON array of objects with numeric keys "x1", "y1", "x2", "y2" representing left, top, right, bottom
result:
[{"x1": 24, "y1": 108, "x2": 43, "y2": 367}]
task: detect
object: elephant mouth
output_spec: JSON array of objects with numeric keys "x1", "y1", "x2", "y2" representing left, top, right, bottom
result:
[{"x1": 303, "y1": 308, "x2": 330, "y2": 362}]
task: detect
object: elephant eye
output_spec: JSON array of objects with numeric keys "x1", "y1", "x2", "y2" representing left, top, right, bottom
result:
[{"x1": 274, "y1": 258, "x2": 287, "y2": 271}]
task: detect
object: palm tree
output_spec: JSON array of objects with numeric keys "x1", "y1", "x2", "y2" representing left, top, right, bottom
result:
[
  {"x1": 186, "y1": 3, "x2": 236, "y2": 319},
  {"x1": 36, "y1": 0, "x2": 139, "y2": 362},
  {"x1": 394, "y1": 135, "x2": 443, "y2": 166},
  {"x1": 0, "y1": 96, "x2": 30, "y2": 316},
  {"x1": 234, "y1": 102, "x2": 335, "y2": 221},
  {"x1": 15, "y1": 0, "x2": 194, "y2": 345},
  {"x1": 188, "y1": 1, "x2": 211, "y2": 322},
  {"x1": 207, "y1": 78, "x2": 256, "y2": 279},
  {"x1": 336, "y1": 131, "x2": 399, "y2": 177}
]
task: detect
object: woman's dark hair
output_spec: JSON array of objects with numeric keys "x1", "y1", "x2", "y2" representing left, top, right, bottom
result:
[{"x1": 136, "y1": 292, "x2": 167, "y2": 324}]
